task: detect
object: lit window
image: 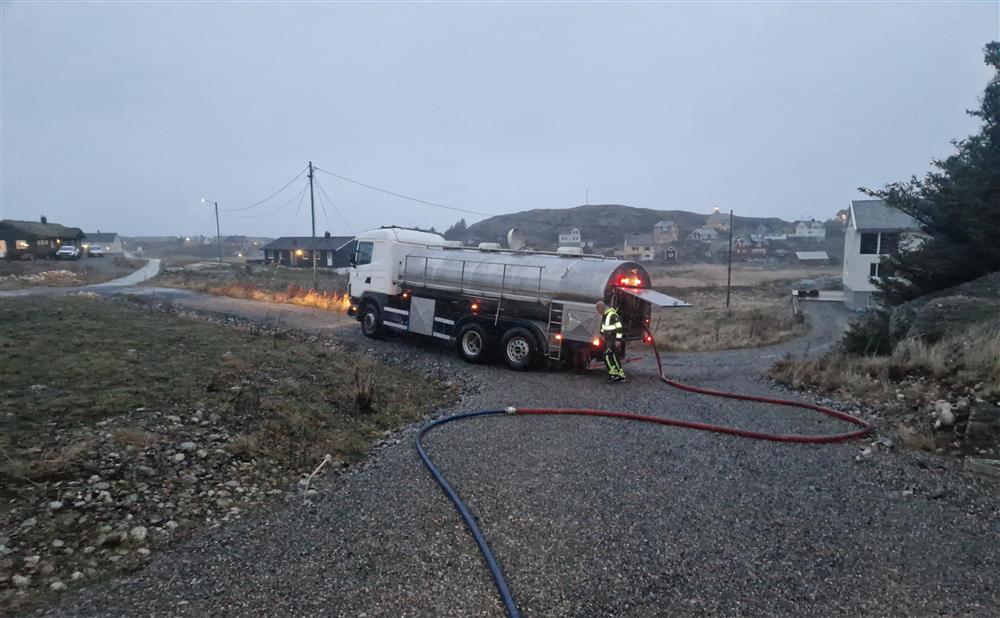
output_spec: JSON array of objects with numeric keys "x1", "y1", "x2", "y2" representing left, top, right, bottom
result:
[{"x1": 15, "y1": 240, "x2": 29, "y2": 250}]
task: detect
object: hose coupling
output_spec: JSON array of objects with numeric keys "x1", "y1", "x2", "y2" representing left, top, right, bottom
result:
[{"x1": 505, "y1": 406, "x2": 517, "y2": 415}]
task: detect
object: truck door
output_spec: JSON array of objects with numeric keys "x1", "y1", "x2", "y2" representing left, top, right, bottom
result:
[{"x1": 351, "y1": 240, "x2": 389, "y2": 295}]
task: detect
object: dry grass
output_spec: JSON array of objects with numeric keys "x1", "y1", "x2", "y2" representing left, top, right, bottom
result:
[
  {"x1": 648, "y1": 263, "x2": 841, "y2": 289},
  {"x1": 651, "y1": 285, "x2": 807, "y2": 352},
  {"x1": 771, "y1": 324, "x2": 1000, "y2": 406},
  {"x1": 209, "y1": 281, "x2": 351, "y2": 312}
]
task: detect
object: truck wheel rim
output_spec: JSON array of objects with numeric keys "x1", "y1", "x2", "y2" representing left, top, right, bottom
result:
[
  {"x1": 462, "y1": 332, "x2": 483, "y2": 356},
  {"x1": 363, "y1": 313, "x2": 376, "y2": 331},
  {"x1": 507, "y1": 338, "x2": 530, "y2": 363}
]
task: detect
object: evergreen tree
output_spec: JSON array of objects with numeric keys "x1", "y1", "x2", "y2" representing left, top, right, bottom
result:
[
  {"x1": 863, "y1": 42, "x2": 1000, "y2": 305},
  {"x1": 443, "y1": 218, "x2": 468, "y2": 241}
]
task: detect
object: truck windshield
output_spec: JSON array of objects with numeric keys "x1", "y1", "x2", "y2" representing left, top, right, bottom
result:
[{"x1": 355, "y1": 241, "x2": 373, "y2": 266}]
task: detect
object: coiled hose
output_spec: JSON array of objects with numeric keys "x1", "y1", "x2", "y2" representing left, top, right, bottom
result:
[{"x1": 415, "y1": 330, "x2": 872, "y2": 618}]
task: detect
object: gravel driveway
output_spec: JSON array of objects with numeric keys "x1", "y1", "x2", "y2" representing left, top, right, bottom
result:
[{"x1": 36, "y1": 291, "x2": 1000, "y2": 617}]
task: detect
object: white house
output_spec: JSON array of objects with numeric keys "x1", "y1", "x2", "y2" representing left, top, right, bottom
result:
[
  {"x1": 688, "y1": 227, "x2": 719, "y2": 242},
  {"x1": 791, "y1": 220, "x2": 826, "y2": 241},
  {"x1": 842, "y1": 200, "x2": 922, "y2": 309},
  {"x1": 558, "y1": 227, "x2": 582, "y2": 247}
]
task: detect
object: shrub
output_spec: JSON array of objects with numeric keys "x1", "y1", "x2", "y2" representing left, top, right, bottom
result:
[{"x1": 841, "y1": 310, "x2": 892, "y2": 356}]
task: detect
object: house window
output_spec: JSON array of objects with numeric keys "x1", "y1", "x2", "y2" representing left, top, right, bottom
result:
[
  {"x1": 860, "y1": 233, "x2": 879, "y2": 254},
  {"x1": 37, "y1": 239, "x2": 50, "y2": 247},
  {"x1": 15, "y1": 240, "x2": 29, "y2": 250},
  {"x1": 355, "y1": 241, "x2": 374, "y2": 266},
  {"x1": 869, "y1": 263, "x2": 879, "y2": 278},
  {"x1": 880, "y1": 233, "x2": 899, "y2": 255}
]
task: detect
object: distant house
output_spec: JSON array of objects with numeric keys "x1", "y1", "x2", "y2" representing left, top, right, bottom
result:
[
  {"x1": 796, "y1": 250, "x2": 830, "y2": 265},
  {"x1": 706, "y1": 209, "x2": 730, "y2": 232},
  {"x1": 790, "y1": 220, "x2": 826, "y2": 241},
  {"x1": 663, "y1": 246, "x2": 678, "y2": 261},
  {"x1": 615, "y1": 233, "x2": 656, "y2": 261},
  {"x1": 558, "y1": 227, "x2": 582, "y2": 248},
  {"x1": 734, "y1": 236, "x2": 770, "y2": 259},
  {"x1": 0, "y1": 217, "x2": 84, "y2": 260},
  {"x1": 260, "y1": 233, "x2": 356, "y2": 270},
  {"x1": 652, "y1": 220, "x2": 679, "y2": 244},
  {"x1": 83, "y1": 232, "x2": 124, "y2": 255},
  {"x1": 688, "y1": 227, "x2": 719, "y2": 242},
  {"x1": 842, "y1": 200, "x2": 922, "y2": 309}
]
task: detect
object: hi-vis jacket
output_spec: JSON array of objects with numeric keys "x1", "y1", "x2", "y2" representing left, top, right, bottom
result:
[{"x1": 601, "y1": 307, "x2": 624, "y2": 340}]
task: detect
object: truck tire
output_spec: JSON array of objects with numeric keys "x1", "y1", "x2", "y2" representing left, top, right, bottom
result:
[
  {"x1": 456, "y1": 323, "x2": 490, "y2": 364},
  {"x1": 360, "y1": 303, "x2": 383, "y2": 339},
  {"x1": 501, "y1": 327, "x2": 538, "y2": 371}
]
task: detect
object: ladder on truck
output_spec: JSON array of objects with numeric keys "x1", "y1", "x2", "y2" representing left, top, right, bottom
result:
[{"x1": 545, "y1": 302, "x2": 563, "y2": 361}]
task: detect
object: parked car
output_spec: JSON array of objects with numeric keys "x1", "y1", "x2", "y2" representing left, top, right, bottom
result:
[
  {"x1": 87, "y1": 245, "x2": 105, "y2": 258},
  {"x1": 56, "y1": 245, "x2": 81, "y2": 260}
]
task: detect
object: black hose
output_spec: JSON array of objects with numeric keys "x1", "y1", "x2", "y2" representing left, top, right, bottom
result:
[{"x1": 415, "y1": 409, "x2": 521, "y2": 618}]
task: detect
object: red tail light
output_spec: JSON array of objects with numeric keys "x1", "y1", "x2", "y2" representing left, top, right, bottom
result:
[
  {"x1": 644, "y1": 334, "x2": 653, "y2": 344},
  {"x1": 617, "y1": 276, "x2": 643, "y2": 287}
]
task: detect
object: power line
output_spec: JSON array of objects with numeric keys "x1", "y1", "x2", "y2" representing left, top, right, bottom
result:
[
  {"x1": 313, "y1": 166, "x2": 493, "y2": 217},
  {"x1": 220, "y1": 166, "x2": 308, "y2": 212},
  {"x1": 225, "y1": 186, "x2": 309, "y2": 219},
  {"x1": 313, "y1": 176, "x2": 354, "y2": 234}
]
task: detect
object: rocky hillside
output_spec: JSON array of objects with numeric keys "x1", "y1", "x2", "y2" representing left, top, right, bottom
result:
[{"x1": 462, "y1": 204, "x2": 795, "y2": 249}]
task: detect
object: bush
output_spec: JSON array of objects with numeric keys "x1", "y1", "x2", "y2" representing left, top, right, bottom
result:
[{"x1": 841, "y1": 310, "x2": 892, "y2": 356}]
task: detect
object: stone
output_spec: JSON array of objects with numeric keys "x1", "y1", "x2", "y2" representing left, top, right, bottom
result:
[
  {"x1": 21, "y1": 517, "x2": 37, "y2": 528},
  {"x1": 12, "y1": 574, "x2": 30, "y2": 588},
  {"x1": 965, "y1": 405, "x2": 1000, "y2": 447},
  {"x1": 50, "y1": 581, "x2": 67, "y2": 591},
  {"x1": 51, "y1": 539, "x2": 65, "y2": 548},
  {"x1": 48, "y1": 500, "x2": 65, "y2": 511},
  {"x1": 71, "y1": 571, "x2": 84, "y2": 581},
  {"x1": 172, "y1": 453, "x2": 186, "y2": 463},
  {"x1": 179, "y1": 442, "x2": 197, "y2": 451},
  {"x1": 129, "y1": 526, "x2": 148, "y2": 542},
  {"x1": 136, "y1": 547, "x2": 151, "y2": 557},
  {"x1": 24, "y1": 555, "x2": 40, "y2": 568},
  {"x1": 934, "y1": 401, "x2": 955, "y2": 428}
]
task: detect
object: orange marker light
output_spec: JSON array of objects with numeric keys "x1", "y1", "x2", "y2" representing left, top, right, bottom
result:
[
  {"x1": 471, "y1": 303, "x2": 479, "y2": 311},
  {"x1": 592, "y1": 338, "x2": 601, "y2": 347},
  {"x1": 554, "y1": 333, "x2": 562, "y2": 341}
]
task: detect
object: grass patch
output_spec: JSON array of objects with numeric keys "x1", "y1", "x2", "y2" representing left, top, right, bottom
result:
[
  {"x1": 650, "y1": 284, "x2": 807, "y2": 352},
  {"x1": 0, "y1": 295, "x2": 450, "y2": 489}
]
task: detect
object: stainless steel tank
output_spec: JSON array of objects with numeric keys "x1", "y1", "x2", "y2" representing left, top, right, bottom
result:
[{"x1": 398, "y1": 248, "x2": 650, "y2": 304}]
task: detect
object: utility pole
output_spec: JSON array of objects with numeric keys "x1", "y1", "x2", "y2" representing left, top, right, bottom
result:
[
  {"x1": 308, "y1": 161, "x2": 317, "y2": 290},
  {"x1": 726, "y1": 208, "x2": 734, "y2": 311},
  {"x1": 586, "y1": 188, "x2": 589, "y2": 205},
  {"x1": 202, "y1": 198, "x2": 223, "y2": 263}
]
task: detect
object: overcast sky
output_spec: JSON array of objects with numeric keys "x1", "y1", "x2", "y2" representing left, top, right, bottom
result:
[{"x1": 2, "y1": 2, "x2": 997, "y2": 238}]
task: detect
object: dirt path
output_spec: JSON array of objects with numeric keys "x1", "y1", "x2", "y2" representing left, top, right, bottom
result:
[{"x1": 27, "y1": 288, "x2": 997, "y2": 617}]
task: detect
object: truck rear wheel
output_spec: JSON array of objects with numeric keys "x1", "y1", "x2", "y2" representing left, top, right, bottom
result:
[
  {"x1": 501, "y1": 327, "x2": 538, "y2": 371},
  {"x1": 360, "y1": 304, "x2": 383, "y2": 339},
  {"x1": 456, "y1": 323, "x2": 490, "y2": 363}
]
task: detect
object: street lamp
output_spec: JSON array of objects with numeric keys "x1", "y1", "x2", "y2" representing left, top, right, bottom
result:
[{"x1": 201, "y1": 198, "x2": 223, "y2": 263}]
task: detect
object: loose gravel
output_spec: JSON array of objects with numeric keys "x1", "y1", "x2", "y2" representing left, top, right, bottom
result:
[{"x1": 34, "y1": 293, "x2": 1000, "y2": 617}]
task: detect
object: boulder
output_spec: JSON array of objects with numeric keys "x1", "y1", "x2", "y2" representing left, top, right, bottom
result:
[{"x1": 965, "y1": 404, "x2": 1000, "y2": 447}]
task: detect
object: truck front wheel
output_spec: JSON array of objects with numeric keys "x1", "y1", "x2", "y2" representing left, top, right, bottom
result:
[
  {"x1": 501, "y1": 327, "x2": 539, "y2": 371},
  {"x1": 360, "y1": 304, "x2": 383, "y2": 339},
  {"x1": 456, "y1": 323, "x2": 490, "y2": 364}
]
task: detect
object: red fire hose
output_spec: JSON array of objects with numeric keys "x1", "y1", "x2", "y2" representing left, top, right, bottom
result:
[{"x1": 417, "y1": 329, "x2": 872, "y2": 618}]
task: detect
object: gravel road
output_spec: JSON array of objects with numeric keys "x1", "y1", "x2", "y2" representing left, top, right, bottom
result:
[{"x1": 36, "y1": 291, "x2": 1000, "y2": 617}]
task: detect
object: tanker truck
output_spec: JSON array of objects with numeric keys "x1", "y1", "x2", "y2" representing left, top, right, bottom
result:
[{"x1": 346, "y1": 226, "x2": 687, "y2": 371}]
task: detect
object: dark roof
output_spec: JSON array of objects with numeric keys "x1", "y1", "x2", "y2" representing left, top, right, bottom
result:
[
  {"x1": 1, "y1": 219, "x2": 84, "y2": 238},
  {"x1": 83, "y1": 232, "x2": 120, "y2": 242},
  {"x1": 850, "y1": 200, "x2": 921, "y2": 232},
  {"x1": 260, "y1": 236, "x2": 355, "y2": 251},
  {"x1": 625, "y1": 233, "x2": 653, "y2": 245}
]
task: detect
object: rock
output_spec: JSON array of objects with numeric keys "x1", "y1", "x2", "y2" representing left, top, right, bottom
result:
[
  {"x1": 71, "y1": 571, "x2": 84, "y2": 581},
  {"x1": 136, "y1": 547, "x2": 151, "y2": 557},
  {"x1": 21, "y1": 517, "x2": 37, "y2": 528},
  {"x1": 179, "y1": 442, "x2": 197, "y2": 451},
  {"x1": 965, "y1": 405, "x2": 1000, "y2": 446},
  {"x1": 165, "y1": 520, "x2": 178, "y2": 530},
  {"x1": 172, "y1": 453, "x2": 186, "y2": 463},
  {"x1": 129, "y1": 526, "x2": 148, "y2": 542},
  {"x1": 12, "y1": 574, "x2": 30, "y2": 588},
  {"x1": 48, "y1": 500, "x2": 65, "y2": 511},
  {"x1": 50, "y1": 581, "x2": 67, "y2": 591},
  {"x1": 51, "y1": 539, "x2": 65, "y2": 548},
  {"x1": 934, "y1": 401, "x2": 955, "y2": 428}
]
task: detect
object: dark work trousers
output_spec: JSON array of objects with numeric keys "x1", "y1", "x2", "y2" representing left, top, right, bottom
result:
[{"x1": 603, "y1": 337, "x2": 625, "y2": 378}]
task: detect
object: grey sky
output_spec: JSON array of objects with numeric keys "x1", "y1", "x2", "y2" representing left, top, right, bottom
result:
[{"x1": 2, "y1": 2, "x2": 997, "y2": 238}]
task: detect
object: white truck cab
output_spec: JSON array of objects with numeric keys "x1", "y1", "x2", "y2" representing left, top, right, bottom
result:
[{"x1": 349, "y1": 227, "x2": 453, "y2": 301}]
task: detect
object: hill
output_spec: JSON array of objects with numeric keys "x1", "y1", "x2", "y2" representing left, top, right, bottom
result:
[{"x1": 461, "y1": 204, "x2": 794, "y2": 249}]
